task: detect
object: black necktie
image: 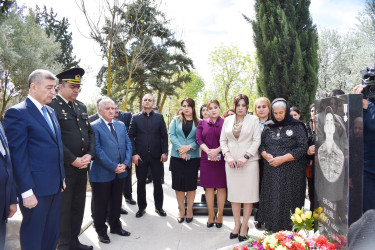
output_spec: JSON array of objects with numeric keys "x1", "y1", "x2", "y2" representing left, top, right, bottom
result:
[
  {"x1": 108, "y1": 123, "x2": 118, "y2": 142},
  {"x1": 68, "y1": 101, "x2": 75, "y2": 112}
]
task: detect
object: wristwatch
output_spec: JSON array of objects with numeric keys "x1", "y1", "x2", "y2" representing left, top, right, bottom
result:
[{"x1": 244, "y1": 154, "x2": 250, "y2": 160}]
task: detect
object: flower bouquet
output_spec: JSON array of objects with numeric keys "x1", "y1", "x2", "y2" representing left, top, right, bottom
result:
[
  {"x1": 232, "y1": 231, "x2": 335, "y2": 250},
  {"x1": 291, "y1": 207, "x2": 326, "y2": 235}
]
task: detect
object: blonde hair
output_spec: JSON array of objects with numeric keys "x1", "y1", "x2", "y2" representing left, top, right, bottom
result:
[{"x1": 253, "y1": 97, "x2": 271, "y2": 119}]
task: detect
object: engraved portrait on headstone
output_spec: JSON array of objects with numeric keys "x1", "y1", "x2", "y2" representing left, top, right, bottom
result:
[{"x1": 318, "y1": 106, "x2": 345, "y2": 183}]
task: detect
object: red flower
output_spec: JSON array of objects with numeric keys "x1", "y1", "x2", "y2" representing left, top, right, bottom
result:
[
  {"x1": 327, "y1": 243, "x2": 336, "y2": 250},
  {"x1": 275, "y1": 233, "x2": 285, "y2": 241},
  {"x1": 293, "y1": 242, "x2": 305, "y2": 250},
  {"x1": 241, "y1": 246, "x2": 250, "y2": 250},
  {"x1": 316, "y1": 236, "x2": 328, "y2": 245},
  {"x1": 232, "y1": 247, "x2": 239, "y2": 250}
]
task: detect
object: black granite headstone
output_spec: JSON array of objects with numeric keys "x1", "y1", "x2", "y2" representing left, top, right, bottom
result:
[{"x1": 315, "y1": 94, "x2": 363, "y2": 249}]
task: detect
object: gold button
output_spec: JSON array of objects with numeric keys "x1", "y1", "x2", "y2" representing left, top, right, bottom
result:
[
  {"x1": 79, "y1": 128, "x2": 82, "y2": 131},
  {"x1": 77, "y1": 118, "x2": 79, "y2": 122},
  {"x1": 82, "y1": 138, "x2": 84, "y2": 141},
  {"x1": 82, "y1": 148, "x2": 84, "y2": 151},
  {"x1": 65, "y1": 117, "x2": 67, "y2": 120}
]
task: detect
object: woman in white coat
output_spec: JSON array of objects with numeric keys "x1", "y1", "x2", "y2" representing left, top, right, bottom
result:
[{"x1": 220, "y1": 94, "x2": 261, "y2": 242}]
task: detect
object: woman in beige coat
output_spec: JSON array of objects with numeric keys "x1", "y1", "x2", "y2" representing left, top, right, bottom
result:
[{"x1": 220, "y1": 94, "x2": 261, "y2": 242}]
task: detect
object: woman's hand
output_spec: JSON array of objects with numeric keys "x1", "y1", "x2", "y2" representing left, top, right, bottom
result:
[
  {"x1": 180, "y1": 152, "x2": 188, "y2": 161},
  {"x1": 207, "y1": 149, "x2": 218, "y2": 161},
  {"x1": 225, "y1": 152, "x2": 237, "y2": 168},
  {"x1": 261, "y1": 151, "x2": 274, "y2": 162},
  {"x1": 178, "y1": 145, "x2": 192, "y2": 154},
  {"x1": 307, "y1": 145, "x2": 315, "y2": 156},
  {"x1": 269, "y1": 156, "x2": 285, "y2": 167},
  {"x1": 237, "y1": 157, "x2": 248, "y2": 168}
]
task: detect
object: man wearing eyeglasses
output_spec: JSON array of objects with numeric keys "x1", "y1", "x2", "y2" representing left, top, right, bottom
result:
[
  {"x1": 48, "y1": 68, "x2": 95, "y2": 250},
  {"x1": 128, "y1": 93, "x2": 168, "y2": 218}
]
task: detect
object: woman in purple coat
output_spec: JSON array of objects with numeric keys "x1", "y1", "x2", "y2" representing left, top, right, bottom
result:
[{"x1": 196, "y1": 99, "x2": 227, "y2": 228}]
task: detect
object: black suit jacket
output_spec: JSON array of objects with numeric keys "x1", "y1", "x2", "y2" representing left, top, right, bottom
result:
[
  {"x1": 128, "y1": 110, "x2": 168, "y2": 158},
  {"x1": 48, "y1": 96, "x2": 96, "y2": 175},
  {"x1": 118, "y1": 111, "x2": 132, "y2": 131},
  {"x1": 88, "y1": 113, "x2": 100, "y2": 123}
]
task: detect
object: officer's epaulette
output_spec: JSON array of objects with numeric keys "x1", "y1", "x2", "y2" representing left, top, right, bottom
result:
[{"x1": 75, "y1": 100, "x2": 84, "y2": 105}]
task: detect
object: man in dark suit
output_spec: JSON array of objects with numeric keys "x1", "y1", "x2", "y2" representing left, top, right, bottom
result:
[
  {"x1": 0, "y1": 84, "x2": 17, "y2": 250},
  {"x1": 3, "y1": 69, "x2": 65, "y2": 250},
  {"x1": 128, "y1": 94, "x2": 168, "y2": 218},
  {"x1": 114, "y1": 104, "x2": 136, "y2": 207},
  {"x1": 90, "y1": 98, "x2": 132, "y2": 244},
  {"x1": 48, "y1": 68, "x2": 95, "y2": 250}
]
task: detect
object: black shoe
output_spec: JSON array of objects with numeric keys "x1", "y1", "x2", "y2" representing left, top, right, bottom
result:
[
  {"x1": 238, "y1": 235, "x2": 248, "y2": 242},
  {"x1": 71, "y1": 241, "x2": 93, "y2": 250},
  {"x1": 136, "y1": 209, "x2": 146, "y2": 218},
  {"x1": 98, "y1": 233, "x2": 110, "y2": 244},
  {"x1": 186, "y1": 217, "x2": 193, "y2": 223},
  {"x1": 110, "y1": 228, "x2": 131, "y2": 236},
  {"x1": 125, "y1": 198, "x2": 137, "y2": 205},
  {"x1": 230, "y1": 224, "x2": 241, "y2": 239},
  {"x1": 177, "y1": 217, "x2": 185, "y2": 223},
  {"x1": 120, "y1": 208, "x2": 128, "y2": 214},
  {"x1": 215, "y1": 222, "x2": 223, "y2": 228},
  {"x1": 146, "y1": 178, "x2": 152, "y2": 184},
  {"x1": 207, "y1": 222, "x2": 215, "y2": 228},
  {"x1": 155, "y1": 208, "x2": 167, "y2": 217},
  {"x1": 254, "y1": 221, "x2": 262, "y2": 229},
  {"x1": 229, "y1": 232, "x2": 238, "y2": 239}
]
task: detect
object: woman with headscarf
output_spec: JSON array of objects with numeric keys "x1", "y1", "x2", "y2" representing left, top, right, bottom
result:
[{"x1": 258, "y1": 98, "x2": 308, "y2": 232}]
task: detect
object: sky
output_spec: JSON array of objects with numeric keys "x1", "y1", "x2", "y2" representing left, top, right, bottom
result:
[{"x1": 18, "y1": 0, "x2": 367, "y2": 104}]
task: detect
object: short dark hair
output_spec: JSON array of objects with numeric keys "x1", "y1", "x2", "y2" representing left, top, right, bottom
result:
[
  {"x1": 233, "y1": 94, "x2": 249, "y2": 113},
  {"x1": 290, "y1": 106, "x2": 300, "y2": 114},
  {"x1": 328, "y1": 89, "x2": 345, "y2": 97},
  {"x1": 199, "y1": 104, "x2": 207, "y2": 119}
]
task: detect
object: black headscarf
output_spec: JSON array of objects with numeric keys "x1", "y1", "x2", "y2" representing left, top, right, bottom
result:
[{"x1": 266, "y1": 98, "x2": 306, "y2": 128}]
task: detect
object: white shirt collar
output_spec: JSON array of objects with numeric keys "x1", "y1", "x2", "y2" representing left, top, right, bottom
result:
[
  {"x1": 58, "y1": 94, "x2": 69, "y2": 104},
  {"x1": 101, "y1": 117, "x2": 115, "y2": 130},
  {"x1": 27, "y1": 95, "x2": 44, "y2": 114}
]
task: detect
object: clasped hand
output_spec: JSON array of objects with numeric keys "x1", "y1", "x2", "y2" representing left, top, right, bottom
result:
[
  {"x1": 178, "y1": 145, "x2": 191, "y2": 161},
  {"x1": 114, "y1": 163, "x2": 127, "y2": 174},
  {"x1": 72, "y1": 154, "x2": 92, "y2": 169},
  {"x1": 206, "y1": 148, "x2": 220, "y2": 161},
  {"x1": 225, "y1": 153, "x2": 247, "y2": 168}
]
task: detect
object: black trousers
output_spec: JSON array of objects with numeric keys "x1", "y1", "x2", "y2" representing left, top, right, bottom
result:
[
  {"x1": 92, "y1": 175, "x2": 124, "y2": 234},
  {"x1": 136, "y1": 155, "x2": 164, "y2": 210},
  {"x1": 147, "y1": 164, "x2": 165, "y2": 181},
  {"x1": 58, "y1": 171, "x2": 87, "y2": 250},
  {"x1": 123, "y1": 170, "x2": 133, "y2": 200}
]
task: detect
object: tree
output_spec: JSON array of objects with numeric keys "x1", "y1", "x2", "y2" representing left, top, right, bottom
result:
[
  {"x1": 357, "y1": 0, "x2": 375, "y2": 45},
  {"x1": 316, "y1": 28, "x2": 375, "y2": 98},
  {"x1": 0, "y1": 8, "x2": 62, "y2": 117},
  {"x1": 34, "y1": 5, "x2": 80, "y2": 70},
  {"x1": 77, "y1": 0, "x2": 126, "y2": 97},
  {"x1": 249, "y1": 0, "x2": 319, "y2": 119},
  {"x1": 208, "y1": 45, "x2": 257, "y2": 110}
]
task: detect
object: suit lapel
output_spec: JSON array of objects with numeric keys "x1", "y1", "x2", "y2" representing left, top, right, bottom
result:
[
  {"x1": 99, "y1": 119, "x2": 118, "y2": 144},
  {"x1": 0, "y1": 124, "x2": 8, "y2": 159},
  {"x1": 237, "y1": 114, "x2": 250, "y2": 141},
  {"x1": 26, "y1": 98, "x2": 57, "y2": 142},
  {"x1": 186, "y1": 121, "x2": 196, "y2": 140},
  {"x1": 226, "y1": 115, "x2": 237, "y2": 141}
]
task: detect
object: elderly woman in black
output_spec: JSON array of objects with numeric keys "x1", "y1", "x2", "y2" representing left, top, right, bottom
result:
[{"x1": 258, "y1": 98, "x2": 308, "y2": 232}]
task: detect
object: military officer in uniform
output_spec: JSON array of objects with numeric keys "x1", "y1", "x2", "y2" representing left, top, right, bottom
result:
[{"x1": 48, "y1": 68, "x2": 95, "y2": 250}]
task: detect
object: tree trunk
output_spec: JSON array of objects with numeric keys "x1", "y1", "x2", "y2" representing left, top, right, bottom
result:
[
  {"x1": 106, "y1": 33, "x2": 113, "y2": 97},
  {"x1": 156, "y1": 90, "x2": 161, "y2": 107},
  {"x1": 159, "y1": 93, "x2": 167, "y2": 113}
]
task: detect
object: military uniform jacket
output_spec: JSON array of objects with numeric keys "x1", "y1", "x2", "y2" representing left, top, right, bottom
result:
[{"x1": 48, "y1": 95, "x2": 95, "y2": 175}]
